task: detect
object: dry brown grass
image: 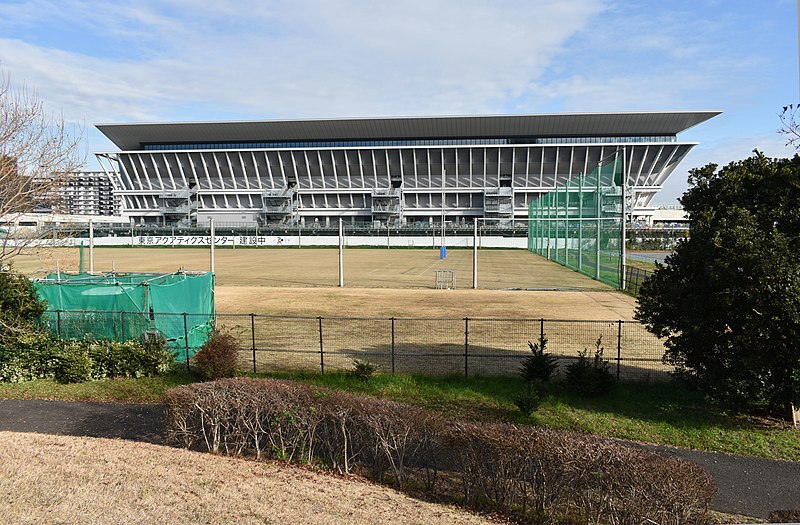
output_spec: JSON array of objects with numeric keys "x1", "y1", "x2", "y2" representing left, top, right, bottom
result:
[
  {"x1": 11, "y1": 246, "x2": 610, "y2": 290},
  {"x1": 215, "y1": 286, "x2": 638, "y2": 319},
  {"x1": 0, "y1": 431, "x2": 497, "y2": 525},
  {"x1": 11, "y1": 247, "x2": 636, "y2": 320},
  {"x1": 13, "y1": 246, "x2": 667, "y2": 378}
]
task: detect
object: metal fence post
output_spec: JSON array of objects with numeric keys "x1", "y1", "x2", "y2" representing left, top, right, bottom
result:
[
  {"x1": 390, "y1": 317, "x2": 396, "y2": 375},
  {"x1": 56, "y1": 310, "x2": 62, "y2": 337},
  {"x1": 120, "y1": 311, "x2": 125, "y2": 342},
  {"x1": 616, "y1": 319, "x2": 622, "y2": 381},
  {"x1": 183, "y1": 312, "x2": 191, "y2": 373},
  {"x1": 318, "y1": 316, "x2": 324, "y2": 374},
  {"x1": 464, "y1": 317, "x2": 469, "y2": 379},
  {"x1": 540, "y1": 317, "x2": 545, "y2": 343},
  {"x1": 250, "y1": 313, "x2": 257, "y2": 374}
]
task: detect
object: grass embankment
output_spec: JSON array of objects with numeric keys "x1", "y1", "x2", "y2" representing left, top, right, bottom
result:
[{"x1": 3, "y1": 371, "x2": 798, "y2": 461}]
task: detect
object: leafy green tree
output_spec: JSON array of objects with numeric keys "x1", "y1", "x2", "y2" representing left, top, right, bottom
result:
[
  {"x1": 0, "y1": 266, "x2": 46, "y2": 341},
  {"x1": 636, "y1": 152, "x2": 800, "y2": 412}
]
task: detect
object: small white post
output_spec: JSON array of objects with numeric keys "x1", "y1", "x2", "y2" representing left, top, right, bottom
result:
[
  {"x1": 210, "y1": 218, "x2": 216, "y2": 274},
  {"x1": 89, "y1": 219, "x2": 95, "y2": 274},
  {"x1": 338, "y1": 218, "x2": 344, "y2": 287},
  {"x1": 473, "y1": 218, "x2": 478, "y2": 289}
]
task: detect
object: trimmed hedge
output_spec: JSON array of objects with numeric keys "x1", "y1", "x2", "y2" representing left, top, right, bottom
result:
[
  {"x1": 0, "y1": 334, "x2": 174, "y2": 383},
  {"x1": 165, "y1": 378, "x2": 714, "y2": 525}
]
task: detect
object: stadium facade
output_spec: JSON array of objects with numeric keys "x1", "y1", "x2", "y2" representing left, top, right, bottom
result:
[{"x1": 94, "y1": 112, "x2": 719, "y2": 227}]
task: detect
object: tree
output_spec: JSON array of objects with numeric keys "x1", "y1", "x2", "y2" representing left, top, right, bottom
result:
[
  {"x1": 636, "y1": 152, "x2": 800, "y2": 412},
  {"x1": 0, "y1": 69, "x2": 83, "y2": 264},
  {"x1": 779, "y1": 104, "x2": 800, "y2": 150},
  {"x1": 0, "y1": 267, "x2": 47, "y2": 341}
]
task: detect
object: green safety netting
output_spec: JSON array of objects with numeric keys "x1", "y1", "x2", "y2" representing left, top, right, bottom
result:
[
  {"x1": 34, "y1": 272, "x2": 215, "y2": 360},
  {"x1": 528, "y1": 155, "x2": 624, "y2": 289}
]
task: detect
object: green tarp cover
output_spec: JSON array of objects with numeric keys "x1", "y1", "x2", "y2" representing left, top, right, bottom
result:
[{"x1": 34, "y1": 272, "x2": 215, "y2": 360}]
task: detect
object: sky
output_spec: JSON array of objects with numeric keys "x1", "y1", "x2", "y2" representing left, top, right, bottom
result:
[{"x1": 0, "y1": 0, "x2": 796, "y2": 204}]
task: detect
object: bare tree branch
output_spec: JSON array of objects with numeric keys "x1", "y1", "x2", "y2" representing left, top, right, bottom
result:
[
  {"x1": 778, "y1": 104, "x2": 800, "y2": 150},
  {"x1": 0, "y1": 68, "x2": 84, "y2": 264}
]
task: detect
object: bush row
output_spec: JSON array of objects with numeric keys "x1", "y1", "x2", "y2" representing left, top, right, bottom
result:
[
  {"x1": 165, "y1": 378, "x2": 714, "y2": 525},
  {"x1": 0, "y1": 331, "x2": 174, "y2": 383}
]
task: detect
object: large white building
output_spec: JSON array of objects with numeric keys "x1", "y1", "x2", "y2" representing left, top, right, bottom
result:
[
  {"x1": 59, "y1": 171, "x2": 119, "y2": 216},
  {"x1": 94, "y1": 112, "x2": 719, "y2": 227}
]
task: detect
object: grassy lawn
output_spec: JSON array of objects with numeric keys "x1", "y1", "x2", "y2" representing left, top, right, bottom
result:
[
  {"x1": 1, "y1": 370, "x2": 798, "y2": 461},
  {"x1": 0, "y1": 372, "x2": 195, "y2": 403},
  {"x1": 265, "y1": 372, "x2": 800, "y2": 461},
  {"x1": 626, "y1": 258, "x2": 658, "y2": 271}
]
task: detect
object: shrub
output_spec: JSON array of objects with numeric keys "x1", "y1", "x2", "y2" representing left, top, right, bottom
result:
[
  {"x1": 0, "y1": 331, "x2": 173, "y2": 384},
  {"x1": 53, "y1": 342, "x2": 93, "y2": 383},
  {"x1": 514, "y1": 381, "x2": 542, "y2": 416},
  {"x1": 519, "y1": 334, "x2": 557, "y2": 383},
  {"x1": 348, "y1": 358, "x2": 376, "y2": 382},
  {"x1": 0, "y1": 267, "x2": 47, "y2": 336},
  {"x1": 87, "y1": 339, "x2": 173, "y2": 379},
  {"x1": 444, "y1": 421, "x2": 714, "y2": 524},
  {"x1": 165, "y1": 378, "x2": 319, "y2": 460},
  {"x1": 0, "y1": 331, "x2": 61, "y2": 382},
  {"x1": 565, "y1": 336, "x2": 616, "y2": 397},
  {"x1": 193, "y1": 331, "x2": 239, "y2": 380},
  {"x1": 164, "y1": 378, "x2": 714, "y2": 525}
]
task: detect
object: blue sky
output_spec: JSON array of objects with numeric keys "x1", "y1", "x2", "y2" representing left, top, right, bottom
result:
[{"x1": 0, "y1": 0, "x2": 796, "y2": 204}]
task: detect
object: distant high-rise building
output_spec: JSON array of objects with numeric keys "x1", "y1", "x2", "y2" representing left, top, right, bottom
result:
[{"x1": 55, "y1": 171, "x2": 119, "y2": 216}]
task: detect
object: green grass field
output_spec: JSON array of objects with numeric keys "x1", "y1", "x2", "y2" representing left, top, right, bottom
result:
[{"x1": 2, "y1": 372, "x2": 797, "y2": 461}]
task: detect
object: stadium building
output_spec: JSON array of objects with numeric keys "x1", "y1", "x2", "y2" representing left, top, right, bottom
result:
[{"x1": 94, "y1": 112, "x2": 719, "y2": 228}]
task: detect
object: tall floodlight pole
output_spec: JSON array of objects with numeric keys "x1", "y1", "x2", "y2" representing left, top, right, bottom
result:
[
  {"x1": 440, "y1": 165, "x2": 446, "y2": 259},
  {"x1": 89, "y1": 219, "x2": 94, "y2": 274},
  {"x1": 338, "y1": 218, "x2": 344, "y2": 287},
  {"x1": 620, "y1": 147, "x2": 627, "y2": 291},
  {"x1": 472, "y1": 218, "x2": 478, "y2": 289},
  {"x1": 210, "y1": 218, "x2": 216, "y2": 274},
  {"x1": 595, "y1": 162, "x2": 602, "y2": 280},
  {"x1": 578, "y1": 172, "x2": 583, "y2": 271}
]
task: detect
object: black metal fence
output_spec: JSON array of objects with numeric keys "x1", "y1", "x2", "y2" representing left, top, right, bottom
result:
[
  {"x1": 41, "y1": 310, "x2": 672, "y2": 381},
  {"x1": 625, "y1": 265, "x2": 654, "y2": 296}
]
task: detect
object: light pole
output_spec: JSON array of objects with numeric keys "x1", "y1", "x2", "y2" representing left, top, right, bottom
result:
[{"x1": 440, "y1": 165, "x2": 446, "y2": 259}]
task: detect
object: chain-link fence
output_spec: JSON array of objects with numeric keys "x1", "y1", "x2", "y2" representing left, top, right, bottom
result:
[{"x1": 41, "y1": 310, "x2": 672, "y2": 381}]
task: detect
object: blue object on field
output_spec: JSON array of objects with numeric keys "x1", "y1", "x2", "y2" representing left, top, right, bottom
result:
[{"x1": 439, "y1": 246, "x2": 447, "y2": 259}]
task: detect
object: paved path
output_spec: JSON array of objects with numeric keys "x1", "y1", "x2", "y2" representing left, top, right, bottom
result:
[
  {"x1": 632, "y1": 442, "x2": 800, "y2": 519},
  {"x1": 1, "y1": 399, "x2": 798, "y2": 518}
]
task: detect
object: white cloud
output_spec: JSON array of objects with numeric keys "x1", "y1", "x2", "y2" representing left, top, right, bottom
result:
[{"x1": 0, "y1": 0, "x2": 606, "y2": 127}]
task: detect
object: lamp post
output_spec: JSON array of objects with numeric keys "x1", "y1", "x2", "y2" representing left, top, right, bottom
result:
[{"x1": 440, "y1": 165, "x2": 446, "y2": 259}]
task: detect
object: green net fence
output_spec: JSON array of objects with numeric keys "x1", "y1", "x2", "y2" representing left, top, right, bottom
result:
[
  {"x1": 528, "y1": 154, "x2": 624, "y2": 289},
  {"x1": 34, "y1": 272, "x2": 215, "y2": 361}
]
